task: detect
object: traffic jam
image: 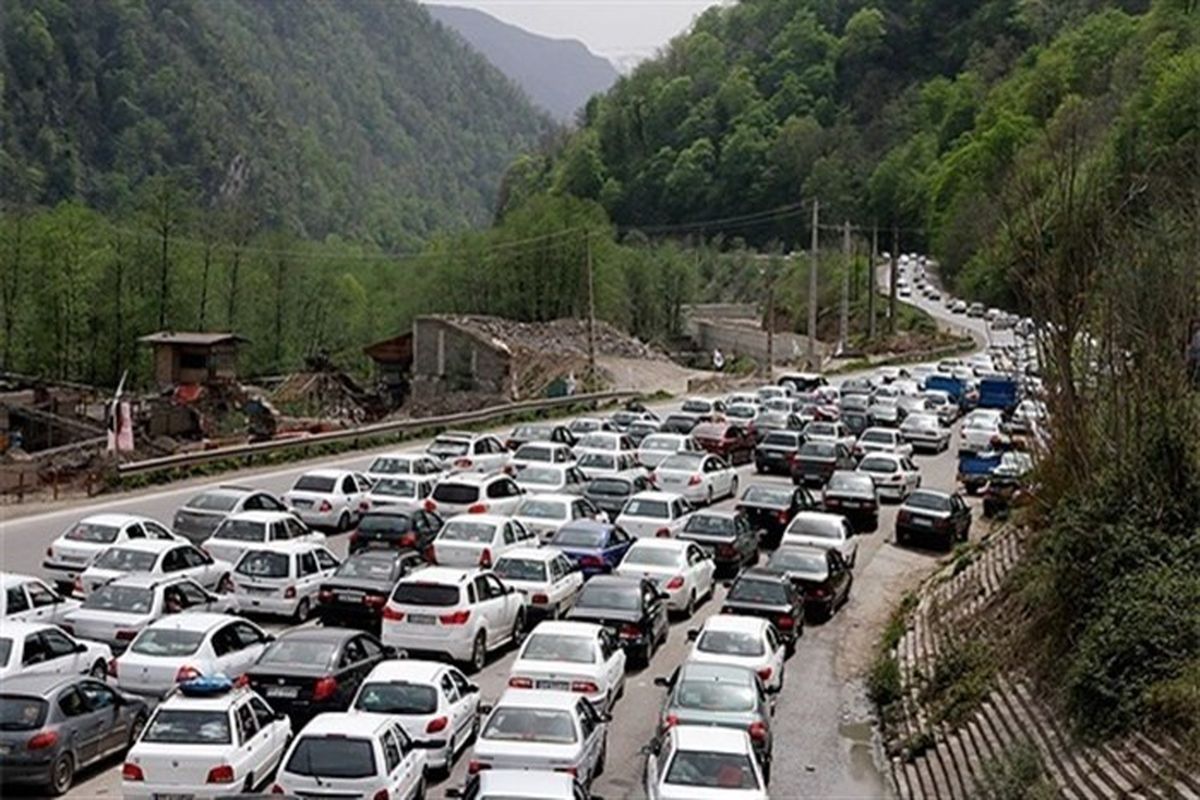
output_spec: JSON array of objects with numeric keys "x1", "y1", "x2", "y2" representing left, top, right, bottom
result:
[{"x1": 1, "y1": 263, "x2": 1043, "y2": 800}]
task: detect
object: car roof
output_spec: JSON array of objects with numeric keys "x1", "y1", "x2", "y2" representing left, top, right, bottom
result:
[
  {"x1": 440, "y1": 473, "x2": 504, "y2": 486},
  {"x1": 583, "y1": 575, "x2": 642, "y2": 590},
  {"x1": 446, "y1": 514, "x2": 508, "y2": 528},
  {"x1": 224, "y1": 510, "x2": 297, "y2": 523},
  {"x1": 672, "y1": 724, "x2": 753, "y2": 754},
  {"x1": 242, "y1": 539, "x2": 325, "y2": 555},
  {"x1": 516, "y1": 442, "x2": 571, "y2": 451},
  {"x1": 0, "y1": 621, "x2": 62, "y2": 638},
  {"x1": 626, "y1": 491, "x2": 682, "y2": 503},
  {"x1": 702, "y1": 614, "x2": 769, "y2": 634},
  {"x1": 859, "y1": 452, "x2": 902, "y2": 463},
  {"x1": 0, "y1": 672, "x2": 83, "y2": 695},
  {"x1": 101, "y1": 538, "x2": 181, "y2": 553},
  {"x1": 677, "y1": 661, "x2": 758, "y2": 685},
  {"x1": 437, "y1": 431, "x2": 482, "y2": 441},
  {"x1": 0, "y1": 572, "x2": 37, "y2": 589},
  {"x1": 273, "y1": 626, "x2": 358, "y2": 644},
  {"x1": 628, "y1": 538, "x2": 688, "y2": 552},
  {"x1": 519, "y1": 493, "x2": 579, "y2": 504},
  {"x1": 297, "y1": 468, "x2": 355, "y2": 480},
  {"x1": 735, "y1": 567, "x2": 789, "y2": 584},
  {"x1": 145, "y1": 612, "x2": 240, "y2": 633},
  {"x1": 476, "y1": 771, "x2": 577, "y2": 796},
  {"x1": 794, "y1": 511, "x2": 846, "y2": 525},
  {"x1": 160, "y1": 685, "x2": 255, "y2": 711},
  {"x1": 370, "y1": 452, "x2": 425, "y2": 461},
  {"x1": 96, "y1": 573, "x2": 187, "y2": 589},
  {"x1": 496, "y1": 547, "x2": 558, "y2": 562},
  {"x1": 190, "y1": 487, "x2": 251, "y2": 499},
  {"x1": 557, "y1": 519, "x2": 614, "y2": 535},
  {"x1": 496, "y1": 688, "x2": 584, "y2": 710},
  {"x1": 77, "y1": 513, "x2": 153, "y2": 527},
  {"x1": 689, "y1": 509, "x2": 739, "y2": 521},
  {"x1": 295, "y1": 711, "x2": 394, "y2": 736},
  {"x1": 362, "y1": 659, "x2": 449, "y2": 684},
  {"x1": 396, "y1": 567, "x2": 478, "y2": 585},
  {"x1": 906, "y1": 489, "x2": 952, "y2": 502},
  {"x1": 528, "y1": 620, "x2": 603, "y2": 639}
]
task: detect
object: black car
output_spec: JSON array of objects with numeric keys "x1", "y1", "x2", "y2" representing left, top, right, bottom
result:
[
  {"x1": 842, "y1": 410, "x2": 872, "y2": 437},
  {"x1": 348, "y1": 508, "x2": 443, "y2": 554},
  {"x1": 506, "y1": 423, "x2": 576, "y2": 450},
  {"x1": 583, "y1": 474, "x2": 653, "y2": 521},
  {"x1": 752, "y1": 411, "x2": 791, "y2": 443},
  {"x1": 765, "y1": 545, "x2": 853, "y2": 621},
  {"x1": 790, "y1": 441, "x2": 856, "y2": 486},
  {"x1": 896, "y1": 489, "x2": 972, "y2": 549},
  {"x1": 736, "y1": 484, "x2": 820, "y2": 548},
  {"x1": 244, "y1": 628, "x2": 396, "y2": 725},
  {"x1": 316, "y1": 550, "x2": 427, "y2": 630},
  {"x1": 565, "y1": 575, "x2": 669, "y2": 665},
  {"x1": 626, "y1": 420, "x2": 661, "y2": 446},
  {"x1": 659, "y1": 414, "x2": 699, "y2": 434},
  {"x1": 840, "y1": 377, "x2": 875, "y2": 399},
  {"x1": 719, "y1": 568, "x2": 804, "y2": 651},
  {"x1": 677, "y1": 511, "x2": 760, "y2": 574},
  {"x1": 821, "y1": 470, "x2": 880, "y2": 532},
  {"x1": 755, "y1": 431, "x2": 804, "y2": 475}
]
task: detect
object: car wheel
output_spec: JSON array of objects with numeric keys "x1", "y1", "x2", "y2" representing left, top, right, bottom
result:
[
  {"x1": 294, "y1": 598, "x2": 311, "y2": 623},
  {"x1": 469, "y1": 713, "x2": 481, "y2": 742},
  {"x1": 729, "y1": 476, "x2": 739, "y2": 500},
  {"x1": 685, "y1": 590, "x2": 696, "y2": 618},
  {"x1": 469, "y1": 632, "x2": 487, "y2": 674},
  {"x1": 706, "y1": 486, "x2": 714, "y2": 506},
  {"x1": 337, "y1": 511, "x2": 350, "y2": 532},
  {"x1": 595, "y1": 737, "x2": 608, "y2": 776},
  {"x1": 242, "y1": 773, "x2": 255, "y2": 794},
  {"x1": 48, "y1": 752, "x2": 74, "y2": 796},
  {"x1": 217, "y1": 573, "x2": 234, "y2": 594},
  {"x1": 128, "y1": 712, "x2": 148, "y2": 748},
  {"x1": 511, "y1": 609, "x2": 526, "y2": 647},
  {"x1": 414, "y1": 776, "x2": 427, "y2": 800},
  {"x1": 90, "y1": 659, "x2": 108, "y2": 679}
]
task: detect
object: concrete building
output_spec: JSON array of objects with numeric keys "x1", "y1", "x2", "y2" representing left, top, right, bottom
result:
[
  {"x1": 138, "y1": 332, "x2": 247, "y2": 389},
  {"x1": 411, "y1": 316, "x2": 513, "y2": 399}
]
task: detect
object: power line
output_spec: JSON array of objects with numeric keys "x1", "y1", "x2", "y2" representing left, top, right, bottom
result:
[{"x1": 618, "y1": 202, "x2": 809, "y2": 234}]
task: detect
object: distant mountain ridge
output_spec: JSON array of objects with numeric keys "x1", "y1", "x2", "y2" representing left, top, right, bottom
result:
[{"x1": 427, "y1": 4, "x2": 619, "y2": 122}]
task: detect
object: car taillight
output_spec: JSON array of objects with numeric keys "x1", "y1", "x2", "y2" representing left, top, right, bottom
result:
[
  {"x1": 479, "y1": 548, "x2": 492, "y2": 568},
  {"x1": 716, "y1": 544, "x2": 735, "y2": 557},
  {"x1": 503, "y1": 465, "x2": 515, "y2": 475},
  {"x1": 531, "y1": 593, "x2": 549, "y2": 605},
  {"x1": 424, "y1": 499, "x2": 438, "y2": 512},
  {"x1": 468, "y1": 760, "x2": 490, "y2": 775},
  {"x1": 108, "y1": 657, "x2": 118, "y2": 678},
  {"x1": 579, "y1": 555, "x2": 604, "y2": 567},
  {"x1": 749, "y1": 721, "x2": 769, "y2": 743},
  {"x1": 312, "y1": 676, "x2": 338, "y2": 702},
  {"x1": 619, "y1": 623, "x2": 641, "y2": 638},
  {"x1": 175, "y1": 665, "x2": 201, "y2": 683},
  {"x1": 364, "y1": 593, "x2": 387, "y2": 608},
  {"x1": 359, "y1": 500, "x2": 371, "y2": 512},
  {"x1": 425, "y1": 545, "x2": 437, "y2": 564},
  {"x1": 422, "y1": 716, "x2": 449, "y2": 735},
  {"x1": 116, "y1": 629, "x2": 137, "y2": 641},
  {"x1": 555, "y1": 767, "x2": 579, "y2": 777},
  {"x1": 122, "y1": 762, "x2": 144, "y2": 781},
  {"x1": 777, "y1": 614, "x2": 795, "y2": 630},
  {"x1": 665, "y1": 576, "x2": 685, "y2": 590},
  {"x1": 206, "y1": 765, "x2": 235, "y2": 784},
  {"x1": 319, "y1": 500, "x2": 333, "y2": 513},
  {"x1": 283, "y1": 586, "x2": 296, "y2": 599},
  {"x1": 688, "y1": 474, "x2": 702, "y2": 486},
  {"x1": 218, "y1": 574, "x2": 234, "y2": 594},
  {"x1": 468, "y1": 503, "x2": 488, "y2": 514},
  {"x1": 271, "y1": 785, "x2": 285, "y2": 794},
  {"x1": 398, "y1": 533, "x2": 417, "y2": 547},
  {"x1": 318, "y1": 589, "x2": 334, "y2": 603},
  {"x1": 46, "y1": 547, "x2": 53, "y2": 558},
  {"x1": 382, "y1": 606, "x2": 405, "y2": 622},
  {"x1": 663, "y1": 714, "x2": 679, "y2": 728},
  {"x1": 73, "y1": 576, "x2": 83, "y2": 595},
  {"x1": 27, "y1": 730, "x2": 58, "y2": 750},
  {"x1": 810, "y1": 586, "x2": 829, "y2": 598},
  {"x1": 897, "y1": 510, "x2": 911, "y2": 524},
  {"x1": 235, "y1": 674, "x2": 251, "y2": 688},
  {"x1": 571, "y1": 681, "x2": 599, "y2": 694},
  {"x1": 655, "y1": 527, "x2": 671, "y2": 538},
  {"x1": 777, "y1": 510, "x2": 790, "y2": 524},
  {"x1": 757, "y1": 666, "x2": 773, "y2": 682},
  {"x1": 373, "y1": 790, "x2": 389, "y2": 800},
  {"x1": 508, "y1": 676, "x2": 534, "y2": 688},
  {"x1": 440, "y1": 610, "x2": 471, "y2": 625},
  {"x1": 455, "y1": 458, "x2": 474, "y2": 470}
]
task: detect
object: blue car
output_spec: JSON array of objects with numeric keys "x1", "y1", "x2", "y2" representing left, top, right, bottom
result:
[{"x1": 548, "y1": 520, "x2": 634, "y2": 577}]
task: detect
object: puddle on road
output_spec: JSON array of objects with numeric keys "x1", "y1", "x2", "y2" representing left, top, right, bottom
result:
[{"x1": 839, "y1": 719, "x2": 892, "y2": 795}]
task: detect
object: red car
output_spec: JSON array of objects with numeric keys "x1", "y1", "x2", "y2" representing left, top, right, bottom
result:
[{"x1": 692, "y1": 422, "x2": 756, "y2": 465}]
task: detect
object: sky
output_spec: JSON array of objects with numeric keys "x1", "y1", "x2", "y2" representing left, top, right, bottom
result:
[{"x1": 420, "y1": 0, "x2": 725, "y2": 66}]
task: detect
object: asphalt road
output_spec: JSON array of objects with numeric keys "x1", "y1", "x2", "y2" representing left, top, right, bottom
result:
[{"x1": 3, "y1": 276, "x2": 1010, "y2": 799}]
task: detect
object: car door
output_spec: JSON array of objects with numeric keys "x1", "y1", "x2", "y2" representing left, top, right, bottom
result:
[
  {"x1": 484, "y1": 573, "x2": 521, "y2": 635},
  {"x1": 179, "y1": 545, "x2": 219, "y2": 586},
  {"x1": 576, "y1": 700, "x2": 603, "y2": 779},
  {"x1": 765, "y1": 626, "x2": 785, "y2": 681},
  {"x1": 388, "y1": 725, "x2": 422, "y2": 798},
  {"x1": 78, "y1": 679, "x2": 128, "y2": 756},
  {"x1": 56, "y1": 684, "x2": 105, "y2": 765},
  {"x1": 5, "y1": 584, "x2": 32, "y2": 623},
  {"x1": 447, "y1": 669, "x2": 480, "y2": 741},
  {"x1": 471, "y1": 575, "x2": 503, "y2": 643},
  {"x1": 597, "y1": 629, "x2": 625, "y2": 693},
  {"x1": 232, "y1": 699, "x2": 265, "y2": 782},
  {"x1": 176, "y1": 578, "x2": 221, "y2": 613},
  {"x1": 437, "y1": 670, "x2": 468, "y2": 741},
  {"x1": 685, "y1": 545, "x2": 711, "y2": 598},
  {"x1": 41, "y1": 628, "x2": 87, "y2": 675},
  {"x1": 340, "y1": 475, "x2": 361, "y2": 517},
  {"x1": 219, "y1": 621, "x2": 268, "y2": 677},
  {"x1": 642, "y1": 581, "x2": 667, "y2": 642},
  {"x1": 827, "y1": 550, "x2": 851, "y2": 602},
  {"x1": 249, "y1": 695, "x2": 289, "y2": 774}
]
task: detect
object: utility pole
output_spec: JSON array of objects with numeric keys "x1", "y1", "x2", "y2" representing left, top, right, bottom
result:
[
  {"x1": 839, "y1": 220, "x2": 850, "y2": 354},
  {"x1": 888, "y1": 224, "x2": 899, "y2": 335},
  {"x1": 808, "y1": 200, "x2": 819, "y2": 367},
  {"x1": 868, "y1": 224, "x2": 878, "y2": 340},
  {"x1": 765, "y1": 267, "x2": 775, "y2": 377},
  {"x1": 585, "y1": 230, "x2": 596, "y2": 386}
]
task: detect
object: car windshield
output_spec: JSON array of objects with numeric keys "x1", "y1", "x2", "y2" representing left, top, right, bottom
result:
[
  {"x1": 518, "y1": 467, "x2": 562, "y2": 487},
  {"x1": 697, "y1": 630, "x2": 765, "y2": 657},
  {"x1": 622, "y1": 499, "x2": 668, "y2": 518},
  {"x1": 0, "y1": 696, "x2": 47, "y2": 731},
  {"x1": 357, "y1": 514, "x2": 411, "y2": 535},
  {"x1": 440, "y1": 521, "x2": 497, "y2": 544},
  {"x1": 371, "y1": 479, "x2": 418, "y2": 498},
  {"x1": 184, "y1": 492, "x2": 241, "y2": 512},
  {"x1": 659, "y1": 454, "x2": 706, "y2": 472},
  {"x1": 64, "y1": 522, "x2": 120, "y2": 543},
  {"x1": 675, "y1": 681, "x2": 756, "y2": 713},
  {"x1": 93, "y1": 548, "x2": 158, "y2": 572},
  {"x1": 336, "y1": 556, "x2": 398, "y2": 581},
  {"x1": 623, "y1": 547, "x2": 681, "y2": 567},
  {"x1": 728, "y1": 579, "x2": 788, "y2": 605},
  {"x1": 739, "y1": 486, "x2": 791, "y2": 507},
  {"x1": 482, "y1": 708, "x2": 577, "y2": 744},
  {"x1": 515, "y1": 445, "x2": 554, "y2": 462},
  {"x1": 683, "y1": 515, "x2": 735, "y2": 536},
  {"x1": 576, "y1": 584, "x2": 640, "y2": 611},
  {"x1": 827, "y1": 473, "x2": 873, "y2": 493},
  {"x1": 642, "y1": 436, "x2": 681, "y2": 451},
  {"x1": 681, "y1": 400, "x2": 711, "y2": 413},
  {"x1": 260, "y1": 639, "x2": 338, "y2": 667},
  {"x1": 769, "y1": 549, "x2": 829, "y2": 575},
  {"x1": 579, "y1": 453, "x2": 616, "y2": 469},
  {"x1": 861, "y1": 431, "x2": 894, "y2": 444},
  {"x1": 368, "y1": 457, "x2": 414, "y2": 475},
  {"x1": 552, "y1": 527, "x2": 607, "y2": 547},
  {"x1": 293, "y1": 475, "x2": 336, "y2": 493},
  {"x1": 391, "y1": 583, "x2": 460, "y2": 607},
  {"x1": 587, "y1": 478, "x2": 630, "y2": 496},
  {"x1": 859, "y1": 457, "x2": 898, "y2": 473},
  {"x1": 130, "y1": 628, "x2": 204, "y2": 657},
  {"x1": 286, "y1": 736, "x2": 376, "y2": 779},
  {"x1": 83, "y1": 584, "x2": 154, "y2": 613},
  {"x1": 354, "y1": 682, "x2": 438, "y2": 715},
  {"x1": 143, "y1": 710, "x2": 231, "y2": 744},
  {"x1": 236, "y1": 551, "x2": 290, "y2": 579},
  {"x1": 521, "y1": 634, "x2": 595, "y2": 664},
  {"x1": 516, "y1": 499, "x2": 567, "y2": 520},
  {"x1": 906, "y1": 492, "x2": 951, "y2": 511},
  {"x1": 494, "y1": 558, "x2": 548, "y2": 582},
  {"x1": 429, "y1": 438, "x2": 470, "y2": 457},
  {"x1": 211, "y1": 519, "x2": 267, "y2": 542}
]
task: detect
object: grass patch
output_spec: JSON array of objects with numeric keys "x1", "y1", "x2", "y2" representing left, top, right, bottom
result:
[
  {"x1": 868, "y1": 652, "x2": 903, "y2": 709},
  {"x1": 976, "y1": 741, "x2": 1058, "y2": 800},
  {"x1": 921, "y1": 638, "x2": 996, "y2": 727}
]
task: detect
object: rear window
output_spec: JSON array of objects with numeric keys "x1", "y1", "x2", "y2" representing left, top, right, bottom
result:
[
  {"x1": 93, "y1": 548, "x2": 158, "y2": 572},
  {"x1": 0, "y1": 696, "x2": 47, "y2": 731},
  {"x1": 623, "y1": 546, "x2": 681, "y2": 567},
  {"x1": 861, "y1": 431, "x2": 894, "y2": 444},
  {"x1": 805, "y1": 424, "x2": 835, "y2": 438},
  {"x1": 483, "y1": 708, "x2": 577, "y2": 744},
  {"x1": 64, "y1": 522, "x2": 119, "y2": 543},
  {"x1": 440, "y1": 520, "x2": 497, "y2": 544},
  {"x1": 236, "y1": 551, "x2": 290, "y2": 579},
  {"x1": 800, "y1": 442, "x2": 835, "y2": 457},
  {"x1": 391, "y1": 583, "x2": 461, "y2": 607},
  {"x1": 143, "y1": 709, "x2": 230, "y2": 744},
  {"x1": 354, "y1": 682, "x2": 438, "y2": 715},
  {"x1": 681, "y1": 400, "x2": 712, "y2": 413},
  {"x1": 683, "y1": 515, "x2": 735, "y2": 536},
  {"x1": 622, "y1": 499, "x2": 668, "y2": 518},
  {"x1": 358, "y1": 513, "x2": 412, "y2": 535},
  {"x1": 675, "y1": 681, "x2": 755, "y2": 713},
  {"x1": 429, "y1": 438, "x2": 470, "y2": 458},
  {"x1": 131, "y1": 629, "x2": 204, "y2": 657},
  {"x1": 293, "y1": 476, "x2": 336, "y2": 493},
  {"x1": 514, "y1": 445, "x2": 554, "y2": 462},
  {"x1": 826, "y1": 473, "x2": 874, "y2": 493},
  {"x1": 577, "y1": 434, "x2": 616, "y2": 450},
  {"x1": 494, "y1": 558, "x2": 548, "y2": 583},
  {"x1": 697, "y1": 630, "x2": 764, "y2": 657},
  {"x1": 518, "y1": 467, "x2": 562, "y2": 487},
  {"x1": 371, "y1": 479, "x2": 418, "y2": 498},
  {"x1": 212, "y1": 519, "x2": 267, "y2": 542},
  {"x1": 763, "y1": 433, "x2": 799, "y2": 447},
  {"x1": 579, "y1": 453, "x2": 616, "y2": 469},
  {"x1": 769, "y1": 549, "x2": 828, "y2": 575},
  {"x1": 791, "y1": 518, "x2": 841, "y2": 540},
  {"x1": 367, "y1": 457, "x2": 413, "y2": 476},
  {"x1": 286, "y1": 736, "x2": 377, "y2": 780},
  {"x1": 587, "y1": 478, "x2": 631, "y2": 496},
  {"x1": 576, "y1": 583, "x2": 639, "y2": 611},
  {"x1": 259, "y1": 639, "x2": 337, "y2": 667},
  {"x1": 522, "y1": 634, "x2": 595, "y2": 664},
  {"x1": 659, "y1": 454, "x2": 706, "y2": 472},
  {"x1": 552, "y1": 527, "x2": 607, "y2": 547},
  {"x1": 728, "y1": 579, "x2": 788, "y2": 605},
  {"x1": 83, "y1": 585, "x2": 154, "y2": 613},
  {"x1": 184, "y1": 492, "x2": 241, "y2": 512},
  {"x1": 859, "y1": 456, "x2": 898, "y2": 473},
  {"x1": 516, "y1": 499, "x2": 568, "y2": 520},
  {"x1": 336, "y1": 556, "x2": 399, "y2": 581},
  {"x1": 906, "y1": 492, "x2": 951, "y2": 511},
  {"x1": 739, "y1": 486, "x2": 791, "y2": 507},
  {"x1": 432, "y1": 483, "x2": 479, "y2": 504},
  {"x1": 641, "y1": 436, "x2": 681, "y2": 452}
]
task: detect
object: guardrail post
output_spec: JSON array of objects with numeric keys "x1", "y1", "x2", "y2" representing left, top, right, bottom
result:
[
  {"x1": 17, "y1": 471, "x2": 24, "y2": 504},
  {"x1": 52, "y1": 468, "x2": 59, "y2": 501}
]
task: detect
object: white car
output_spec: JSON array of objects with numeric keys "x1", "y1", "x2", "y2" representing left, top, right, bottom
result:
[
  {"x1": 171, "y1": 485, "x2": 291, "y2": 545},
  {"x1": 513, "y1": 493, "x2": 606, "y2": 543},
  {"x1": 507, "y1": 442, "x2": 577, "y2": 473},
  {"x1": 645, "y1": 725, "x2": 768, "y2": 800},
  {"x1": 77, "y1": 539, "x2": 234, "y2": 598},
  {"x1": 577, "y1": 451, "x2": 643, "y2": 480},
  {"x1": 427, "y1": 431, "x2": 510, "y2": 474},
  {"x1": 781, "y1": 511, "x2": 859, "y2": 567},
  {"x1": 638, "y1": 434, "x2": 701, "y2": 469},
  {"x1": 493, "y1": 548, "x2": 585, "y2": 622},
  {"x1": 232, "y1": 541, "x2": 341, "y2": 621},
  {"x1": 114, "y1": 613, "x2": 271, "y2": 699},
  {"x1": 362, "y1": 474, "x2": 440, "y2": 513},
  {"x1": 922, "y1": 390, "x2": 960, "y2": 425},
  {"x1": 201, "y1": 510, "x2": 325, "y2": 567},
  {"x1": 273, "y1": 712, "x2": 428, "y2": 799},
  {"x1": 573, "y1": 431, "x2": 636, "y2": 457},
  {"x1": 122, "y1": 678, "x2": 291, "y2": 799},
  {"x1": 678, "y1": 397, "x2": 725, "y2": 418},
  {"x1": 62, "y1": 574, "x2": 237, "y2": 654},
  {"x1": 352, "y1": 660, "x2": 481, "y2": 773},
  {"x1": 650, "y1": 452, "x2": 738, "y2": 505},
  {"x1": 468, "y1": 689, "x2": 609, "y2": 787},
  {"x1": 0, "y1": 621, "x2": 111, "y2": 681},
  {"x1": 515, "y1": 464, "x2": 591, "y2": 495},
  {"x1": 615, "y1": 539, "x2": 715, "y2": 616},
  {"x1": 853, "y1": 428, "x2": 914, "y2": 459},
  {"x1": 0, "y1": 572, "x2": 79, "y2": 625},
  {"x1": 284, "y1": 469, "x2": 373, "y2": 530},
  {"x1": 856, "y1": 452, "x2": 922, "y2": 501},
  {"x1": 802, "y1": 421, "x2": 856, "y2": 451},
  {"x1": 365, "y1": 452, "x2": 445, "y2": 484},
  {"x1": 615, "y1": 491, "x2": 695, "y2": 539},
  {"x1": 723, "y1": 392, "x2": 760, "y2": 408},
  {"x1": 507, "y1": 621, "x2": 626, "y2": 711},
  {"x1": 381, "y1": 568, "x2": 525, "y2": 672},
  {"x1": 449, "y1": 771, "x2": 584, "y2": 800},
  {"x1": 427, "y1": 473, "x2": 525, "y2": 518},
  {"x1": 899, "y1": 413, "x2": 951, "y2": 453},
  {"x1": 685, "y1": 615, "x2": 786, "y2": 692},
  {"x1": 430, "y1": 515, "x2": 538, "y2": 569},
  {"x1": 960, "y1": 410, "x2": 1009, "y2": 454},
  {"x1": 43, "y1": 513, "x2": 181, "y2": 592}
]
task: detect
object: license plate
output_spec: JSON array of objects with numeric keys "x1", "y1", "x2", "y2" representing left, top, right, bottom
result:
[
  {"x1": 153, "y1": 794, "x2": 194, "y2": 800},
  {"x1": 912, "y1": 517, "x2": 932, "y2": 528},
  {"x1": 292, "y1": 500, "x2": 313, "y2": 508},
  {"x1": 266, "y1": 686, "x2": 299, "y2": 698},
  {"x1": 0, "y1": 743, "x2": 11, "y2": 755},
  {"x1": 339, "y1": 591, "x2": 364, "y2": 603},
  {"x1": 61, "y1": 555, "x2": 87, "y2": 564},
  {"x1": 537, "y1": 680, "x2": 570, "y2": 690},
  {"x1": 409, "y1": 614, "x2": 436, "y2": 625},
  {"x1": 842, "y1": 501, "x2": 863, "y2": 509}
]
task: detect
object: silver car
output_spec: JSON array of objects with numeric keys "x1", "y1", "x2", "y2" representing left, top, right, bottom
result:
[{"x1": 171, "y1": 485, "x2": 290, "y2": 544}]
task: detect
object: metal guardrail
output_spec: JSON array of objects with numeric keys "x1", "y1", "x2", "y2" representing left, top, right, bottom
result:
[{"x1": 116, "y1": 390, "x2": 638, "y2": 477}]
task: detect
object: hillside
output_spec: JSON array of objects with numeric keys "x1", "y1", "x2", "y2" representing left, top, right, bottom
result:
[
  {"x1": 426, "y1": 4, "x2": 618, "y2": 122},
  {"x1": 0, "y1": 0, "x2": 553, "y2": 246}
]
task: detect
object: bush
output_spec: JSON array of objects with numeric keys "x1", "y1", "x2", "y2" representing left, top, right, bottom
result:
[
  {"x1": 868, "y1": 653, "x2": 903, "y2": 708},
  {"x1": 921, "y1": 638, "x2": 995, "y2": 727},
  {"x1": 977, "y1": 741, "x2": 1058, "y2": 800}
]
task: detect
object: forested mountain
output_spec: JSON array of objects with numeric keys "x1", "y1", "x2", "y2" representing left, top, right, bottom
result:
[
  {"x1": 426, "y1": 5, "x2": 618, "y2": 122},
  {"x1": 0, "y1": 0, "x2": 553, "y2": 246}
]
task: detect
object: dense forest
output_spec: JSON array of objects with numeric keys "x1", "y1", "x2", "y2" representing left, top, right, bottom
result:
[{"x1": 0, "y1": 0, "x2": 552, "y2": 246}]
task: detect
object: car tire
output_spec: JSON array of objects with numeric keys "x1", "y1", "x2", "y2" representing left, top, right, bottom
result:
[
  {"x1": 685, "y1": 590, "x2": 696, "y2": 618},
  {"x1": 128, "y1": 712, "x2": 148, "y2": 748},
  {"x1": 294, "y1": 598, "x2": 311, "y2": 623},
  {"x1": 896, "y1": 529, "x2": 908, "y2": 547},
  {"x1": 414, "y1": 776, "x2": 427, "y2": 800},
  {"x1": 48, "y1": 752, "x2": 74, "y2": 796},
  {"x1": 469, "y1": 632, "x2": 487, "y2": 674},
  {"x1": 706, "y1": 487, "x2": 714, "y2": 506},
  {"x1": 242, "y1": 773, "x2": 255, "y2": 794},
  {"x1": 729, "y1": 476, "x2": 739, "y2": 500},
  {"x1": 595, "y1": 736, "x2": 607, "y2": 776},
  {"x1": 511, "y1": 609, "x2": 526, "y2": 647}
]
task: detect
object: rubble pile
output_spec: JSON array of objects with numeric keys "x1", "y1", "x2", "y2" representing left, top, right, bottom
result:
[{"x1": 448, "y1": 316, "x2": 668, "y2": 363}]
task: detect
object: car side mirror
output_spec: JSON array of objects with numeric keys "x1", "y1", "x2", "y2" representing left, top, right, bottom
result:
[
  {"x1": 653, "y1": 676, "x2": 671, "y2": 688},
  {"x1": 382, "y1": 645, "x2": 401, "y2": 659},
  {"x1": 262, "y1": 634, "x2": 276, "y2": 644},
  {"x1": 686, "y1": 628, "x2": 699, "y2": 641},
  {"x1": 275, "y1": 711, "x2": 288, "y2": 722},
  {"x1": 465, "y1": 683, "x2": 481, "y2": 694},
  {"x1": 657, "y1": 591, "x2": 671, "y2": 601},
  {"x1": 722, "y1": 580, "x2": 734, "y2": 589},
  {"x1": 74, "y1": 642, "x2": 88, "y2": 653},
  {"x1": 478, "y1": 703, "x2": 494, "y2": 715},
  {"x1": 765, "y1": 685, "x2": 781, "y2": 696},
  {"x1": 599, "y1": 712, "x2": 613, "y2": 723},
  {"x1": 445, "y1": 789, "x2": 464, "y2": 798}
]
